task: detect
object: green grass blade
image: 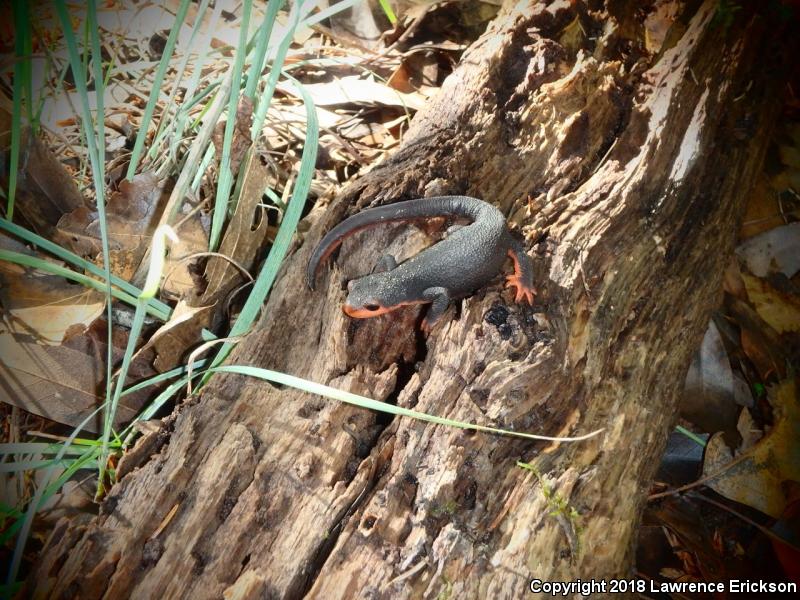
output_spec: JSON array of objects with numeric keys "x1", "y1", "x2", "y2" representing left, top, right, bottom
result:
[
  {"x1": 0, "y1": 458, "x2": 98, "y2": 473},
  {"x1": 97, "y1": 226, "x2": 176, "y2": 495},
  {"x1": 97, "y1": 298, "x2": 147, "y2": 494},
  {"x1": 170, "y1": 2, "x2": 224, "y2": 157},
  {"x1": 147, "y1": 0, "x2": 212, "y2": 166},
  {"x1": 191, "y1": 145, "x2": 216, "y2": 192},
  {"x1": 250, "y1": 1, "x2": 300, "y2": 141},
  {"x1": 209, "y1": 0, "x2": 253, "y2": 251},
  {"x1": 5, "y1": 406, "x2": 103, "y2": 586},
  {"x1": 376, "y1": 0, "x2": 397, "y2": 25},
  {"x1": 55, "y1": 0, "x2": 116, "y2": 493},
  {"x1": 302, "y1": 0, "x2": 365, "y2": 27},
  {"x1": 0, "y1": 448, "x2": 100, "y2": 549},
  {"x1": 8, "y1": 0, "x2": 31, "y2": 221},
  {"x1": 126, "y1": 0, "x2": 192, "y2": 180},
  {"x1": 0, "y1": 249, "x2": 170, "y2": 321},
  {"x1": 0, "y1": 443, "x2": 93, "y2": 456},
  {"x1": 244, "y1": 0, "x2": 283, "y2": 100},
  {"x1": 121, "y1": 359, "x2": 208, "y2": 398},
  {"x1": 85, "y1": 0, "x2": 117, "y2": 437},
  {"x1": 0, "y1": 218, "x2": 172, "y2": 318},
  {"x1": 675, "y1": 425, "x2": 707, "y2": 447},
  {"x1": 207, "y1": 73, "x2": 318, "y2": 372},
  {"x1": 211, "y1": 365, "x2": 605, "y2": 443}
]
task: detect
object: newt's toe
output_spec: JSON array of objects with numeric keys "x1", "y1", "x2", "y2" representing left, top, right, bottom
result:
[
  {"x1": 420, "y1": 319, "x2": 432, "y2": 335},
  {"x1": 505, "y1": 276, "x2": 536, "y2": 305}
]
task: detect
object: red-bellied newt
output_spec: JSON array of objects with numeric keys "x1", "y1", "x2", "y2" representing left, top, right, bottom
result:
[{"x1": 307, "y1": 196, "x2": 536, "y2": 331}]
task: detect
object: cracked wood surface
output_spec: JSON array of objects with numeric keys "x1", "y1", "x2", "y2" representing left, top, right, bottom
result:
[{"x1": 31, "y1": 1, "x2": 791, "y2": 598}]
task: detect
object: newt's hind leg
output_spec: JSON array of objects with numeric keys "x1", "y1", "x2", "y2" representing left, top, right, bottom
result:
[{"x1": 506, "y1": 239, "x2": 536, "y2": 305}]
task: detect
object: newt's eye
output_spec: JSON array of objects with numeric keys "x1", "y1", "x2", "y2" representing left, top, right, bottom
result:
[{"x1": 364, "y1": 303, "x2": 381, "y2": 312}]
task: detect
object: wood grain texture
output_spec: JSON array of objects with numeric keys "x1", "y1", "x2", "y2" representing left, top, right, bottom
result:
[{"x1": 30, "y1": 1, "x2": 792, "y2": 598}]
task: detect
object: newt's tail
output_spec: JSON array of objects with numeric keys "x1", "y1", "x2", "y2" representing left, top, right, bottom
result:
[{"x1": 306, "y1": 196, "x2": 496, "y2": 290}]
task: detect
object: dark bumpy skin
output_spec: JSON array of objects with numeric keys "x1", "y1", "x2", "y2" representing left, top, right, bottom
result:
[{"x1": 307, "y1": 196, "x2": 536, "y2": 330}]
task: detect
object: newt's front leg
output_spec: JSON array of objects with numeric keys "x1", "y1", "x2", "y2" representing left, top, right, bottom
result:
[
  {"x1": 421, "y1": 286, "x2": 451, "y2": 333},
  {"x1": 506, "y1": 240, "x2": 536, "y2": 305}
]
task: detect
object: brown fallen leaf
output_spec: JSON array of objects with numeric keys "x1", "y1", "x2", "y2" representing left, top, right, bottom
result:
[
  {"x1": 741, "y1": 272, "x2": 800, "y2": 334},
  {"x1": 387, "y1": 60, "x2": 414, "y2": 94},
  {"x1": 725, "y1": 295, "x2": 786, "y2": 381},
  {"x1": 722, "y1": 257, "x2": 747, "y2": 299},
  {"x1": 558, "y1": 15, "x2": 585, "y2": 56},
  {"x1": 0, "y1": 122, "x2": 86, "y2": 234},
  {"x1": 771, "y1": 481, "x2": 800, "y2": 584},
  {"x1": 649, "y1": 496, "x2": 729, "y2": 583},
  {"x1": 212, "y1": 96, "x2": 253, "y2": 177},
  {"x1": 276, "y1": 76, "x2": 427, "y2": 111},
  {"x1": 736, "y1": 407, "x2": 762, "y2": 452},
  {"x1": 143, "y1": 300, "x2": 212, "y2": 372},
  {"x1": 738, "y1": 173, "x2": 784, "y2": 240},
  {"x1": 55, "y1": 171, "x2": 170, "y2": 281},
  {"x1": 0, "y1": 322, "x2": 155, "y2": 432},
  {"x1": 0, "y1": 240, "x2": 105, "y2": 344},
  {"x1": 200, "y1": 148, "x2": 269, "y2": 311},
  {"x1": 702, "y1": 378, "x2": 800, "y2": 518},
  {"x1": 161, "y1": 210, "x2": 209, "y2": 299}
]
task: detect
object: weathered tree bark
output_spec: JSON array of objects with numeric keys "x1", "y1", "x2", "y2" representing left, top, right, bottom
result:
[{"x1": 31, "y1": 1, "x2": 790, "y2": 598}]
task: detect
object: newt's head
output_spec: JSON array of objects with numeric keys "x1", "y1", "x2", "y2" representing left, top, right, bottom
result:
[{"x1": 343, "y1": 272, "x2": 419, "y2": 318}]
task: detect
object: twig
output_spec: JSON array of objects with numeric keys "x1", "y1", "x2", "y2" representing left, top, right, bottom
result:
[{"x1": 648, "y1": 452, "x2": 750, "y2": 501}]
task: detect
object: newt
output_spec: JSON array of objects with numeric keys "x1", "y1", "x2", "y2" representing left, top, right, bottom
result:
[{"x1": 307, "y1": 195, "x2": 536, "y2": 331}]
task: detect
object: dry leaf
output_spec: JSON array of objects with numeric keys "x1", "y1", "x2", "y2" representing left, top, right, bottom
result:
[
  {"x1": 146, "y1": 300, "x2": 212, "y2": 372},
  {"x1": 558, "y1": 16, "x2": 585, "y2": 55},
  {"x1": 0, "y1": 325, "x2": 154, "y2": 432},
  {"x1": 55, "y1": 172, "x2": 169, "y2": 280},
  {"x1": 161, "y1": 210, "x2": 209, "y2": 298},
  {"x1": 722, "y1": 258, "x2": 747, "y2": 299},
  {"x1": 779, "y1": 143, "x2": 800, "y2": 170},
  {"x1": 387, "y1": 61, "x2": 414, "y2": 94},
  {"x1": 97, "y1": 3, "x2": 198, "y2": 59},
  {"x1": 739, "y1": 175, "x2": 785, "y2": 240},
  {"x1": 726, "y1": 295, "x2": 786, "y2": 381},
  {"x1": 0, "y1": 259, "x2": 104, "y2": 345},
  {"x1": 268, "y1": 102, "x2": 342, "y2": 131},
  {"x1": 0, "y1": 124, "x2": 86, "y2": 234},
  {"x1": 741, "y1": 272, "x2": 800, "y2": 334},
  {"x1": 702, "y1": 378, "x2": 800, "y2": 518},
  {"x1": 771, "y1": 482, "x2": 800, "y2": 583},
  {"x1": 736, "y1": 406, "x2": 761, "y2": 452},
  {"x1": 327, "y1": 0, "x2": 383, "y2": 49},
  {"x1": 201, "y1": 149, "x2": 269, "y2": 308},
  {"x1": 650, "y1": 497, "x2": 729, "y2": 582},
  {"x1": 277, "y1": 76, "x2": 427, "y2": 111},
  {"x1": 732, "y1": 373, "x2": 754, "y2": 408},
  {"x1": 212, "y1": 96, "x2": 253, "y2": 176}
]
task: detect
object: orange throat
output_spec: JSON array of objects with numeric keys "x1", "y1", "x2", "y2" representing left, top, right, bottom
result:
[
  {"x1": 343, "y1": 304, "x2": 397, "y2": 318},
  {"x1": 343, "y1": 300, "x2": 426, "y2": 319}
]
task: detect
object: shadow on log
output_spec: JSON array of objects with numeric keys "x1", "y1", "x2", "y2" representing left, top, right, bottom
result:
[{"x1": 31, "y1": 1, "x2": 793, "y2": 598}]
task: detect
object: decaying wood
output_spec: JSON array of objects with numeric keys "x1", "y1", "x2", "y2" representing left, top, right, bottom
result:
[{"x1": 31, "y1": 1, "x2": 791, "y2": 598}]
